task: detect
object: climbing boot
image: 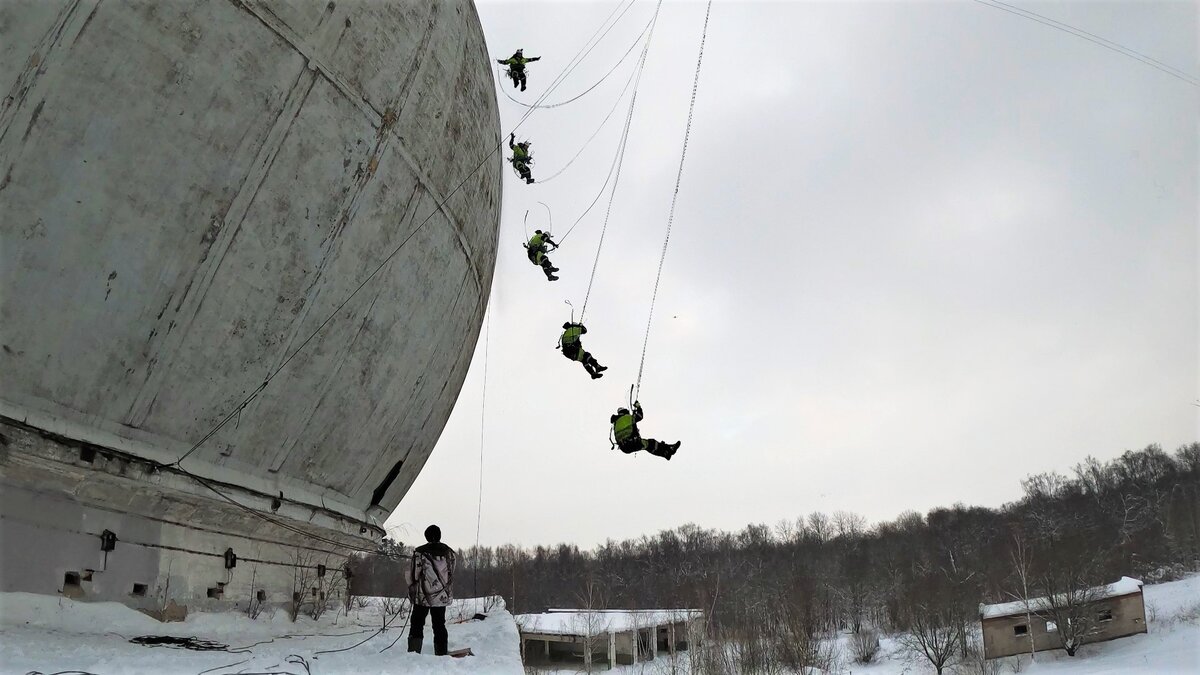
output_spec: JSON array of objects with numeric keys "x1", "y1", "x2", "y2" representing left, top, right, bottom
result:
[
  {"x1": 547, "y1": 274, "x2": 559, "y2": 281},
  {"x1": 593, "y1": 363, "x2": 608, "y2": 373},
  {"x1": 525, "y1": 177, "x2": 535, "y2": 184},
  {"x1": 407, "y1": 637, "x2": 423, "y2": 653},
  {"x1": 590, "y1": 370, "x2": 603, "y2": 380},
  {"x1": 435, "y1": 639, "x2": 449, "y2": 656}
]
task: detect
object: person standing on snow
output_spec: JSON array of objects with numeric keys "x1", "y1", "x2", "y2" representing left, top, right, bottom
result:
[
  {"x1": 497, "y1": 48, "x2": 541, "y2": 91},
  {"x1": 610, "y1": 401, "x2": 680, "y2": 460},
  {"x1": 407, "y1": 525, "x2": 456, "y2": 656}
]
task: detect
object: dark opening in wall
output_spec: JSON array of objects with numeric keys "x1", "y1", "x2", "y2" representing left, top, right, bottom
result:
[
  {"x1": 132, "y1": 583, "x2": 148, "y2": 597},
  {"x1": 370, "y1": 460, "x2": 404, "y2": 506},
  {"x1": 292, "y1": 591, "x2": 301, "y2": 602},
  {"x1": 207, "y1": 586, "x2": 224, "y2": 599},
  {"x1": 1013, "y1": 624, "x2": 1028, "y2": 636},
  {"x1": 80, "y1": 446, "x2": 96, "y2": 463},
  {"x1": 311, "y1": 587, "x2": 318, "y2": 597},
  {"x1": 64, "y1": 572, "x2": 81, "y2": 588},
  {"x1": 81, "y1": 569, "x2": 95, "y2": 582},
  {"x1": 256, "y1": 590, "x2": 266, "y2": 602}
]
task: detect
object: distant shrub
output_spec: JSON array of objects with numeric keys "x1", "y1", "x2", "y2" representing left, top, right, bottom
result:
[{"x1": 851, "y1": 627, "x2": 881, "y2": 664}]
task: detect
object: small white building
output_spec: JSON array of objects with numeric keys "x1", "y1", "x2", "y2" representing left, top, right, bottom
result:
[{"x1": 516, "y1": 608, "x2": 703, "y2": 669}]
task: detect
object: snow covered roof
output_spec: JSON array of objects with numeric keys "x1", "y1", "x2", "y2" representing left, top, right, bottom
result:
[
  {"x1": 980, "y1": 577, "x2": 1143, "y2": 620},
  {"x1": 516, "y1": 609, "x2": 703, "y2": 635}
]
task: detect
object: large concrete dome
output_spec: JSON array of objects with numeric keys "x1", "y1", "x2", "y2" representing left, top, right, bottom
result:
[{"x1": 0, "y1": 0, "x2": 499, "y2": 605}]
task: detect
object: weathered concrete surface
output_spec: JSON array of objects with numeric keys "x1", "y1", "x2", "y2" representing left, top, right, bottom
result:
[
  {"x1": 0, "y1": 0, "x2": 500, "y2": 534},
  {"x1": 0, "y1": 419, "x2": 364, "y2": 607}
]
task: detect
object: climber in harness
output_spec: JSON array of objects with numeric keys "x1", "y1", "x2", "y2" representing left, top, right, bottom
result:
[
  {"x1": 497, "y1": 49, "x2": 541, "y2": 91},
  {"x1": 558, "y1": 322, "x2": 607, "y2": 379},
  {"x1": 524, "y1": 229, "x2": 559, "y2": 281},
  {"x1": 610, "y1": 401, "x2": 680, "y2": 460},
  {"x1": 509, "y1": 133, "x2": 534, "y2": 184}
]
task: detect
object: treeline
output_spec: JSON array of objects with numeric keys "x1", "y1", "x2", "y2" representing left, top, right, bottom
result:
[{"x1": 457, "y1": 443, "x2": 1198, "y2": 659}]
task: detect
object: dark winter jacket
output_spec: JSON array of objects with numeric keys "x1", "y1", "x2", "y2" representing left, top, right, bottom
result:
[
  {"x1": 408, "y1": 542, "x2": 455, "y2": 608},
  {"x1": 498, "y1": 53, "x2": 541, "y2": 70}
]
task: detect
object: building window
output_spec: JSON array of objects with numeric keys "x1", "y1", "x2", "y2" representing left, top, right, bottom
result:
[
  {"x1": 256, "y1": 590, "x2": 266, "y2": 602},
  {"x1": 1098, "y1": 609, "x2": 1113, "y2": 622},
  {"x1": 131, "y1": 583, "x2": 148, "y2": 597},
  {"x1": 63, "y1": 572, "x2": 81, "y2": 589},
  {"x1": 1013, "y1": 624, "x2": 1028, "y2": 636},
  {"x1": 1046, "y1": 621, "x2": 1058, "y2": 633}
]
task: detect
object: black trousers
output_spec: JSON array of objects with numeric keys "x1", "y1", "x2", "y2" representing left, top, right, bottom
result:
[{"x1": 409, "y1": 604, "x2": 447, "y2": 653}]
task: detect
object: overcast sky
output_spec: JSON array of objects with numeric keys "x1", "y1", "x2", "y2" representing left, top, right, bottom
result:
[{"x1": 389, "y1": 0, "x2": 1198, "y2": 550}]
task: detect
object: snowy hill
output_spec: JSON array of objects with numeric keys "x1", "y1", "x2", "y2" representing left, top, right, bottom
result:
[
  {"x1": 0, "y1": 595, "x2": 522, "y2": 674},
  {"x1": 840, "y1": 574, "x2": 1200, "y2": 675}
]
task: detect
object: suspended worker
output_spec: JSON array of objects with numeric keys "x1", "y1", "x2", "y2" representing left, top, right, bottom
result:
[
  {"x1": 610, "y1": 401, "x2": 680, "y2": 460},
  {"x1": 524, "y1": 229, "x2": 559, "y2": 281},
  {"x1": 497, "y1": 48, "x2": 541, "y2": 91},
  {"x1": 558, "y1": 322, "x2": 607, "y2": 379},
  {"x1": 509, "y1": 133, "x2": 534, "y2": 184}
]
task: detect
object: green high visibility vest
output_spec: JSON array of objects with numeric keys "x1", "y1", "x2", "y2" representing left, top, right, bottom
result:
[
  {"x1": 529, "y1": 233, "x2": 544, "y2": 249},
  {"x1": 561, "y1": 325, "x2": 582, "y2": 346},
  {"x1": 613, "y1": 414, "x2": 637, "y2": 443},
  {"x1": 513, "y1": 144, "x2": 530, "y2": 161}
]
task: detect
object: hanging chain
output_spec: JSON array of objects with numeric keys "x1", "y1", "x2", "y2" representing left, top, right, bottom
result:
[{"x1": 634, "y1": 0, "x2": 712, "y2": 400}]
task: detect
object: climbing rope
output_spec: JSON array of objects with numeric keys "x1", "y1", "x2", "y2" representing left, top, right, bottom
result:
[
  {"x1": 634, "y1": 0, "x2": 712, "y2": 400},
  {"x1": 576, "y1": 2, "x2": 661, "y2": 322},
  {"x1": 157, "y1": 1, "x2": 646, "y2": 566},
  {"x1": 553, "y1": 56, "x2": 641, "y2": 244},
  {"x1": 509, "y1": 0, "x2": 637, "y2": 118},
  {"x1": 472, "y1": 308, "x2": 489, "y2": 612},
  {"x1": 169, "y1": 0, "x2": 627, "y2": 470},
  {"x1": 497, "y1": 13, "x2": 654, "y2": 110},
  {"x1": 535, "y1": 45, "x2": 641, "y2": 186}
]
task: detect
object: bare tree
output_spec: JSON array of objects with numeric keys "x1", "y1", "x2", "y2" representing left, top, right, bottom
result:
[
  {"x1": 896, "y1": 585, "x2": 969, "y2": 675},
  {"x1": 245, "y1": 566, "x2": 268, "y2": 620},
  {"x1": 380, "y1": 596, "x2": 408, "y2": 629},
  {"x1": 571, "y1": 578, "x2": 612, "y2": 673},
  {"x1": 1008, "y1": 531, "x2": 1037, "y2": 661},
  {"x1": 1034, "y1": 563, "x2": 1105, "y2": 656},
  {"x1": 288, "y1": 551, "x2": 316, "y2": 622},
  {"x1": 851, "y1": 626, "x2": 881, "y2": 664}
]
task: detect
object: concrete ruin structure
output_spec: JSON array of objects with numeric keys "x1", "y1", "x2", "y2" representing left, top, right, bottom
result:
[
  {"x1": 516, "y1": 609, "x2": 704, "y2": 670},
  {"x1": 0, "y1": 0, "x2": 500, "y2": 614},
  {"x1": 979, "y1": 577, "x2": 1148, "y2": 659}
]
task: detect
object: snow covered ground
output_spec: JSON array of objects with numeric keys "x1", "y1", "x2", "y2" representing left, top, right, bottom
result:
[
  {"x1": 1, "y1": 576, "x2": 1196, "y2": 674},
  {"x1": 0, "y1": 595, "x2": 522, "y2": 674},
  {"x1": 838, "y1": 574, "x2": 1200, "y2": 675}
]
